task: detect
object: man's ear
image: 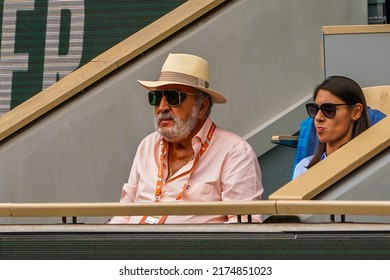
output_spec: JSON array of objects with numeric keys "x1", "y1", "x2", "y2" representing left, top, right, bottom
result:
[{"x1": 198, "y1": 96, "x2": 209, "y2": 119}]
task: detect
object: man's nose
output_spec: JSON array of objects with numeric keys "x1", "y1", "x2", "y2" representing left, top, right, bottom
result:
[{"x1": 156, "y1": 96, "x2": 171, "y2": 112}]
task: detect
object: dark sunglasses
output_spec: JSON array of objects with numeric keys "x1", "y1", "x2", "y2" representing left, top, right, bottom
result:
[
  {"x1": 305, "y1": 103, "x2": 352, "y2": 118},
  {"x1": 148, "y1": 90, "x2": 198, "y2": 106}
]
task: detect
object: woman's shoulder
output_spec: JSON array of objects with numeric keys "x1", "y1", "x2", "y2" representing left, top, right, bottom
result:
[{"x1": 292, "y1": 155, "x2": 314, "y2": 179}]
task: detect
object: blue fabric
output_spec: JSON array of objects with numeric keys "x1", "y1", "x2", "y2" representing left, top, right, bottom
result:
[
  {"x1": 368, "y1": 108, "x2": 387, "y2": 126},
  {"x1": 291, "y1": 108, "x2": 387, "y2": 178},
  {"x1": 292, "y1": 117, "x2": 316, "y2": 170}
]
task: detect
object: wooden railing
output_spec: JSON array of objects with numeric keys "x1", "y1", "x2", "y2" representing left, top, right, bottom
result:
[
  {"x1": 1, "y1": 200, "x2": 390, "y2": 219},
  {"x1": 322, "y1": 24, "x2": 390, "y2": 35}
]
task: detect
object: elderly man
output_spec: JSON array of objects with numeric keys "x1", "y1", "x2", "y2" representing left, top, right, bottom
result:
[{"x1": 109, "y1": 53, "x2": 263, "y2": 224}]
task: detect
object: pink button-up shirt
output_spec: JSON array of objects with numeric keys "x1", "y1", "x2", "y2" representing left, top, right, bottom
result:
[{"x1": 109, "y1": 118, "x2": 263, "y2": 224}]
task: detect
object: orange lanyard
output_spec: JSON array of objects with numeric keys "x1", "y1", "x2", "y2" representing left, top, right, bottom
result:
[{"x1": 154, "y1": 122, "x2": 216, "y2": 202}]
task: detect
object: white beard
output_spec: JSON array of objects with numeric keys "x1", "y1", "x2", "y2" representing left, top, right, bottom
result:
[{"x1": 154, "y1": 104, "x2": 200, "y2": 142}]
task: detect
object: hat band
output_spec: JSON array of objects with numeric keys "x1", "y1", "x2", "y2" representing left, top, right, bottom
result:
[{"x1": 159, "y1": 71, "x2": 209, "y2": 88}]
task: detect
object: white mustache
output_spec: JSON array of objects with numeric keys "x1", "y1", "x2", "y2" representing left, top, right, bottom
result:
[{"x1": 157, "y1": 113, "x2": 175, "y2": 122}]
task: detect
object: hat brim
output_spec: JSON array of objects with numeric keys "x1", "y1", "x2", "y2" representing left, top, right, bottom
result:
[{"x1": 137, "y1": 80, "x2": 227, "y2": 104}]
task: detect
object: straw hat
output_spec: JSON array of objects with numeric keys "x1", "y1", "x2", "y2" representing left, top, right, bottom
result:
[{"x1": 137, "y1": 53, "x2": 227, "y2": 103}]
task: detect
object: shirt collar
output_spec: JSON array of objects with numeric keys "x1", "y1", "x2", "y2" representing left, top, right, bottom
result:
[{"x1": 192, "y1": 117, "x2": 213, "y2": 146}]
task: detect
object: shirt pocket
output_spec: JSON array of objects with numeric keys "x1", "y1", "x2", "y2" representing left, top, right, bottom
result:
[{"x1": 188, "y1": 182, "x2": 221, "y2": 201}]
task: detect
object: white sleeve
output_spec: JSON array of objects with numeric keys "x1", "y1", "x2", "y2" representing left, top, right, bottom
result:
[{"x1": 292, "y1": 156, "x2": 313, "y2": 179}]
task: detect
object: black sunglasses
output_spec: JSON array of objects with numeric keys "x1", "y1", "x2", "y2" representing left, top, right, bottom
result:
[
  {"x1": 148, "y1": 90, "x2": 198, "y2": 106},
  {"x1": 305, "y1": 103, "x2": 352, "y2": 118}
]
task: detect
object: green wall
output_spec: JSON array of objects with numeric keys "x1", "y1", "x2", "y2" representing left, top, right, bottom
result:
[{"x1": 0, "y1": 0, "x2": 185, "y2": 114}]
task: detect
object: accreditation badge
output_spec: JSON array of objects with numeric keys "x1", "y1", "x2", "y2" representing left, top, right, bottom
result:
[{"x1": 139, "y1": 215, "x2": 167, "y2": 224}]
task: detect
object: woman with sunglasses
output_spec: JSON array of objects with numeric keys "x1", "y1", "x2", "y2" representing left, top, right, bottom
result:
[
  {"x1": 292, "y1": 76, "x2": 370, "y2": 179},
  {"x1": 109, "y1": 53, "x2": 264, "y2": 224}
]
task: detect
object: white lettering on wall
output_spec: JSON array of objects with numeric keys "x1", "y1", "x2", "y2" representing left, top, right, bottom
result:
[
  {"x1": 42, "y1": 0, "x2": 84, "y2": 89},
  {"x1": 0, "y1": 0, "x2": 34, "y2": 114}
]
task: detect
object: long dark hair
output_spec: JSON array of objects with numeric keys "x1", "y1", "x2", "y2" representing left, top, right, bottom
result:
[{"x1": 307, "y1": 76, "x2": 370, "y2": 168}]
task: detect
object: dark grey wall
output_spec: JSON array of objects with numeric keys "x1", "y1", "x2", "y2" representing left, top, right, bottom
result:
[{"x1": 259, "y1": 145, "x2": 296, "y2": 199}]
